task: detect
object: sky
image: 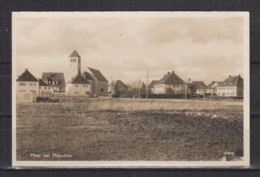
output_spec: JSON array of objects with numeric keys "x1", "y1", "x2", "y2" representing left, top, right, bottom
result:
[{"x1": 14, "y1": 13, "x2": 245, "y2": 84}]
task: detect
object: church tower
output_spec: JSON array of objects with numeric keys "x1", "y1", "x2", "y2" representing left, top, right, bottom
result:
[{"x1": 68, "y1": 50, "x2": 81, "y2": 81}]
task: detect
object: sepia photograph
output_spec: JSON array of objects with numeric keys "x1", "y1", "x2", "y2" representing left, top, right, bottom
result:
[{"x1": 12, "y1": 12, "x2": 249, "y2": 167}]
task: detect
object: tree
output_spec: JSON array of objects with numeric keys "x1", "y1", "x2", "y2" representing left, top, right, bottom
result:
[
  {"x1": 166, "y1": 87, "x2": 174, "y2": 94},
  {"x1": 188, "y1": 83, "x2": 197, "y2": 97},
  {"x1": 140, "y1": 82, "x2": 146, "y2": 95}
]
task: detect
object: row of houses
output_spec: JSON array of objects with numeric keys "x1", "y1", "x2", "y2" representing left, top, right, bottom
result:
[
  {"x1": 148, "y1": 71, "x2": 244, "y2": 97},
  {"x1": 16, "y1": 50, "x2": 109, "y2": 102},
  {"x1": 16, "y1": 50, "x2": 243, "y2": 102}
]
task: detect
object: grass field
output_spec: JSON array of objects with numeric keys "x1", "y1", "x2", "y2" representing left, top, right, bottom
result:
[{"x1": 16, "y1": 98, "x2": 243, "y2": 161}]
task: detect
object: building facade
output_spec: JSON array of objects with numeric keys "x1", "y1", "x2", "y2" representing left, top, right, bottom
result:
[
  {"x1": 16, "y1": 69, "x2": 39, "y2": 102},
  {"x1": 150, "y1": 71, "x2": 185, "y2": 94},
  {"x1": 39, "y1": 79, "x2": 50, "y2": 97},
  {"x1": 206, "y1": 81, "x2": 221, "y2": 95},
  {"x1": 86, "y1": 67, "x2": 108, "y2": 97},
  {"x1": 217, "y1": 75, "x2": 243, "y2": 97},
  {"x1": 42, "y1": 72, "x2": 66, "y2": 93},
  {"x1": 113, "y1": 80, "x2": 128, "y2": 97},
  {"x1": 191, "y1": 81, "x2": 207, "y2": 96},
  {"x1": 66, "y1": 73, "x2": 91, "y2": 96}
]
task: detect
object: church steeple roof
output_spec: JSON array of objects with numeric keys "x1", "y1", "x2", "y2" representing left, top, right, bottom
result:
[{"x1": 69, "y1": 50, "x2": 81, "y2": 58}]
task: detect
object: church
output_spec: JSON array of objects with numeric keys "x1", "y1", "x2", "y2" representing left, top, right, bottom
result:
[{"x1": 66, "y1": 50, "x2": 108, "y2": 97}]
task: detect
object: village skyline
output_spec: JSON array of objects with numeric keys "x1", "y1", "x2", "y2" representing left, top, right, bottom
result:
[{"x1": 15, "y1": 13, "x2": 244, "y2": 84}]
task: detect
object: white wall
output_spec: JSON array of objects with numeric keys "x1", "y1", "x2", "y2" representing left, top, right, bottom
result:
[
  {"x1": 16, "y1": 81, "x2": 39, "y2": 102},
  {"x1": 217, "y1": 86, "x2": 237, "y2": 96},
  {"x1": 66, "y1": 83, "x2": 91, "y2": 96},
  {"x1": 39, "y1": 86, "x2": 50, "y2": 97},
  {"x1": 153, "y1": 84, "x2": 165, "y2": 94}
]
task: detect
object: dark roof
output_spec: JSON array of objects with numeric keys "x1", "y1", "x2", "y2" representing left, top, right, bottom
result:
[
  {"x1": 42, "y1": 72, "x2": 65, "y2": 83},
  {"x1": 70, "y1": 50, "x2": 81, "y2": 58},
  {"x1": 148, "y1": 80, "x2": 159, "y2": 88},
  {"x1": 39, "y1": 79, "x2": 48, "y2": 86},
  {"x1": 17, "y1": 69, "x2": 38, "y2": 82},
  {"x1": 158, "y1": 71, "x2": 185, "y2": 85},
  {"x1": 218, "y1": 75, "x2": 243, "y2": 87},
  {"x1": 82, "y1": 71, "x2": 94, "y2": 80},
  {"x1": 71, "y1": 74, "x2": 89, "y2": 84},
  {"x1": 192, "y1": 81, "x2": 207, "y2": 89},
  {"x1": 41, "y1": 72, "x2": 66, "y2": 92},
  {"x1": 89, "y1": 67, "x2": 108, "y2": 82},
  {"x1": 114, "y1": 80, "x2": 128, "y2": 88}
]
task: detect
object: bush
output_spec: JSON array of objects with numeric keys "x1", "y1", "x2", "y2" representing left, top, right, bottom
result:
[
  {"x1": 141, "y1": 94, "x2": 185, "y2": 99},
  {"x1": 36, "y1": 97, "x2": 59, "y2": 103}
]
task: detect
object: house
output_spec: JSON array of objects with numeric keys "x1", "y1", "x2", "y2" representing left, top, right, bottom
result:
[
  {"x1": 147, "y1": 80, "x2": 159, "y2": 94},
  {"x1": 82, "y1": 71, "x2": 94, "y2": 95},
  {"x1": 16, "y1": 68, "x2": 39, "y2": 102},
  {"x1": 113, "y1": 80, "x2": 129, "y2": 97},
  {"x1": 206, "y1": 81, "x2": 221, "y2": 95},
  {"x1": 151, "y1": 71, "x2": 185, "y2": 94},
  {"x1": 39, "y1": 79, "x2": 50, "y2": 97},
  {"x1": 87, "y1": 67, "x2": 108, "y2": 97},
  {"x1": 66, "y1": 73, "x2": 91, "y2": 96},
  {"x1": 217, "y1": 75, "x2": 243, "y2": 97},
  {"x1": 191, "y1": 81, "x2": 207, "y2": 96},
  {"x1": 67, "y1": 50, "x2": 108, "y2": 97},
  {"x1": 42, "y1": 72, "x2": 66, "y2": 93}
]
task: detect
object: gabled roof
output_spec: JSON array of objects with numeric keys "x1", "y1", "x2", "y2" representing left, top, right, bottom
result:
[
  {"x1": 39, "y1": 79, "x2": 48, "y2": 86},
  {"x1": 17, "y1": 69, "x2": 38, "y2": 82},
  {"x1": 71, "y1": 74, "x2": 89, "y2": 84},
  {"x1": 82, "y1": 71, "x2": 94, "y2": 80},
  {"x1": 148, "y1": 80, "x2": 159, "y2": 88},
  {"x1": 88, "y1": 67, "x2": 108, "y2": 82},
  {"x1": 218, "y1": 75, "x2": 243, "y2": 87},
  {"x1": 207, "y1": 81, "x2": 221, "y2": 89},
  {"x1": 157, "y1": 71, "x2": 185, "y2": 85},
  {"x1": 42, "y1": 72, "x2": 65, "y2": 83},
  {"x1": 70, "y1": 50, "x2": 81, "y2": 58},
  {"x1": 192, "y1": 81, "x2": 207, "y2": 89},
  {"x1": 114, "y1": 80, "x2": 128, "y2": 88}
]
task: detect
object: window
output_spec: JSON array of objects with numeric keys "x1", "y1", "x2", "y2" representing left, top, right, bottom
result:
[
  {"x1": 39, "y1": 86, "x2": 41, "y2": 89},
  {"x1": 45, "y1": 86, "x2": 47, "y2": 89},
  {"x1": 75, "y1": 84, "x2": 78, "y2": 88},
  {"x1": 30, "y1": 83, "x2": 36, "y2": 86},
  {"x1": 19, "y1": 83, "x2": 26, "y2": 86},
  {"x1": 19, "y1": 90, "x2": 25, "y2": 92}
]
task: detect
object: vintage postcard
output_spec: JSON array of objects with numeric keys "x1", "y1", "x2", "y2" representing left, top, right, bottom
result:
[{"x1": 12, "y1": 12, "x2": 250, "y2": 167}]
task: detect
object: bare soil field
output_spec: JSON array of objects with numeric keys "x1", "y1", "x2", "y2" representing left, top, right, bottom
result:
[{"x1": 16, "y1": 98, "x2": 243, "y2": 161}]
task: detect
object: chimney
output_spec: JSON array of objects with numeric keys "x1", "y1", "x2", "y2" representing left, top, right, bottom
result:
[
  {"x1": 25, "y1": 68, "x2": 28, "y2": 71},
  {"x1": 172, "y1": 71, "x2": 175, "y2": 74},
  {"x1": 238, "y1": 74, "x2": 241, "y2": 78},
  {"x1": 229, "y1": 75, "x2": 231, "y2": 77},
  {"x1": 167, "y1": 72, "x2": 170, "y2": 75}
]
